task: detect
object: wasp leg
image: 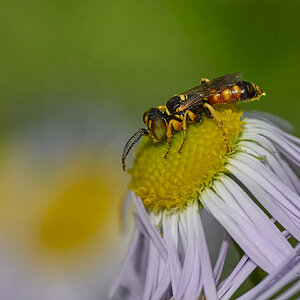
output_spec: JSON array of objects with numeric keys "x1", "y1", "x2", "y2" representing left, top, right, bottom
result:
[
  {"x1": 165, "y1": 119, "x2": 182, "y2": 159},
  {"x1": 203, "y1": 103, "x2": 230, "y2": 153},
  {"x1": 178, "y1": 110, "x2": 198, "y2": 153},
  {"x1": 179, "y1": 110, "x2": 189, "y2": 154}
]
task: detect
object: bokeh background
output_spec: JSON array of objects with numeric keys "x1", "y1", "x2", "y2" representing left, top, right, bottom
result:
[{"x1": 0, "y1": 1, "x2": 299, "y2": 299}]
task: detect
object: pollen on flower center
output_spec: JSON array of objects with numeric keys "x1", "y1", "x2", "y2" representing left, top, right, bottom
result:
[{"x1": 129, "y1": 105, "x2": 244, "y2": 212}]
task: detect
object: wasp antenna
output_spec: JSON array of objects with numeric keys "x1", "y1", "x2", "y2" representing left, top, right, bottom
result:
[{"x1": 122, "y1": 128, "x2": 148, "y2": 171}]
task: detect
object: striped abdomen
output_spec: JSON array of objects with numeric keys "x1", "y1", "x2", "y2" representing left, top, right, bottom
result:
[{"x1": 208, "y1": 81, "x2": 261, "y2": 105}]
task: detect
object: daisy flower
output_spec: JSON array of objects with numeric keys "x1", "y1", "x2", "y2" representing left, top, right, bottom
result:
[
  {"x1": 0, "y1": 105, "x2": 128, "y2": 300},
  {"x1": 111, "y1": 105, "x2": 300, "y2": 300}
]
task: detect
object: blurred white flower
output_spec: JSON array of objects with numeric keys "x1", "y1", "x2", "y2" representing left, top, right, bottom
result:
[{"x1": 0, "y1": 104, "x2": 128, "y2": 300}]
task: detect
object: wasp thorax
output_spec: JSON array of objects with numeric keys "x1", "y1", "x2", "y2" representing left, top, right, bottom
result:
[{"x1": 166, "y1": 96, "x2": 181, "y2": 114}]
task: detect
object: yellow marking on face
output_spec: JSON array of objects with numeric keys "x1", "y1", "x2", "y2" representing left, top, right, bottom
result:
[{"x1": 144, "y1": 115, "x2": 149, "y2": 125}]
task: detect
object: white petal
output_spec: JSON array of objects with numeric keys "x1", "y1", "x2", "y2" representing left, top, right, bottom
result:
[
  {"x1": 227, "y1": 164, "x2": 300, "y2": 240},
  {"x1": 220, "y1": 259, "x2": 256, "y2": 300},
  {"x1": 244, "y1": 127, "x2": 300, "y2": 164},
  {"x1": 176, "y1": 207, "x2": 202, "y2": 299},
  {"x1": 219, "y1": 177, "x2": 292, "y2": 252},
  {"x1": 236, "y1": 244, "x2": 300, "y2": 300},
  {"x1": 229, "y1": 155, "x2": 300, "y2": 213},
  {"x1": 201, "y1": 189, "x2": 279, "y2": 272},
  {"x1": 162, "y1": 213, "x2": 182, "y2": 297},
  {"x1": 239, "y1": 141, "x2": 297, "y2": 191},
  {"x1": 246, "y1": 119, "x2": 300, "y2": 144},
  {"x1": 142, "y1": 242, "x2": 161, "y2": 300},
  {"x1": 193, "y1": 208, "x2": 218, "y2": 300},
  {"x1": 109, "y1": 228, "x2": 141, "y2": 298},
  {"x1": 279, "y1": 158, "x2": 300, "y2": 194},
  {"x1": 151, "y1": 262, "x2": 172, "y2": 300},
  {"x1": 273, "y1": 279, "x2": 300, "y2": 300},
  {"x1": 244, "y1": 112, "x2": 294, "y2": 133},
  {"x1": 214, "y1": 233, "x2": 231, "y2": 284},
  {"x1": 131, "y1": 192, "x2": 168, "y2": 259}
]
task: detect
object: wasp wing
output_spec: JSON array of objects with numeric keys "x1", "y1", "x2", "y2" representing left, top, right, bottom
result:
[
  {"x1": 178, "y1": 73, "x2": 243, "y2": 110},
  {"x1": 202, "y1": 72, "x2": 243, "y2": 92},
  {"x1": 178, "y1": 85, "x2": 205, "y2": 96}
]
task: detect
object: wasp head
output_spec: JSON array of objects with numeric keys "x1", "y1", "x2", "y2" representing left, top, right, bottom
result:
[
  {"x1": 122, "y1": 108, "x2": 167, "y2": 171},
  {"x1": 143, "y1": 108, "x2": 167, "y2": 142}
]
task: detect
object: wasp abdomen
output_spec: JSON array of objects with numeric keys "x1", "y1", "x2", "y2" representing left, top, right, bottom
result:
[
  {"x1": 239, "y1": 81, "x2": 257, "y2": 100},
  {"x1": 208, "y1": 84, "x2": 241, "y2": 105},
  {"x1": 207, "y1": 80, "x2": 263, "y2": 105}
]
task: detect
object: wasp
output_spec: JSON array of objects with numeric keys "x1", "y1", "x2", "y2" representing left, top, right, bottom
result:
[{"x1": 122, "y1": 73, "x2": 265, "y2": 170}]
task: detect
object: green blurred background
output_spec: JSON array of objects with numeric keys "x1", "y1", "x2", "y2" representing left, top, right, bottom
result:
[
  {"x1": 0, "y1": 0, "x2": 299, "y2": 299},
  {"x1": 1, "y1": 0, "x2": 300, "y2": 132}
]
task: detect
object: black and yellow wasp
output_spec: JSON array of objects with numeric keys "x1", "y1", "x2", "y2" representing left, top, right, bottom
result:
[{"x1": 122, "y1": 73, "x2": 265, "y2": 170}]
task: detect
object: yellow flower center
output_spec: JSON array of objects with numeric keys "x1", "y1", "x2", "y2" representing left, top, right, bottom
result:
[{"x1": 129, "y1": 105, "x2": 244, "y2": 212}]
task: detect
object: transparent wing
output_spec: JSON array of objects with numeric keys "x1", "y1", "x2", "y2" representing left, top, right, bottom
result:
[{"x1": 178, "y1": 73, "x2": 243, "y2": 110}]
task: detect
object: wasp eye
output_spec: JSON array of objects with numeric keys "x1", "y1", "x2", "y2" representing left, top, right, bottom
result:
[{"x1": 151, "y1": 118, "x2": 167, "y2": 141}]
